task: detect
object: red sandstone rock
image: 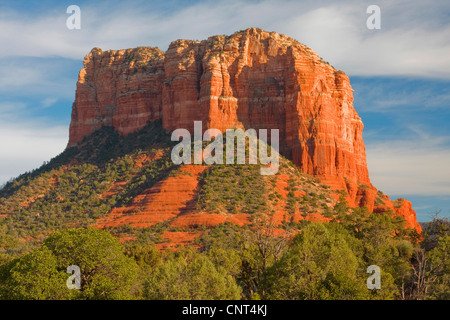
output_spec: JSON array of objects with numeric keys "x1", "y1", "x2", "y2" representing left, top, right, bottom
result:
[
  {"x1": 69, "y1": 29, "x2": 369, "y2": 190},
  {"x1": 68, "y1": 47, "x2": 165, "y2": 146},
  {"x1": 374, "y1": 196, "x2": 422, "y2": 233},
  {"x1": 68, "y1": 28, "x2": 421, "y2": 232},
  {"x1": 393, "y1": 199, "x2": 422, "y2": 233},
  {"x1": 96, "y1": 165, "x2": 208, "y2": 229}
]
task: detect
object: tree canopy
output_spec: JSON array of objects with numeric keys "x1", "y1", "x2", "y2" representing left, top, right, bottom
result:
[{"x1": 0, "y1": 228, "x2": 138, "y2": 300}]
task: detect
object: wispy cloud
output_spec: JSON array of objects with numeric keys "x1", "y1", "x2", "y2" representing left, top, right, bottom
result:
[
  {"x1": 0, "y1": 99, "x2": 69, "y2": 184},
  {"x1": 0, "y1": 101, "x2": 28, "y2": 115},
  {"x1": 0, "y1": 0, "x2": 449, "y2": 78},
  {"x1": 366, "y1": 129, "x2": 450, "y2": 196},
  {"x1": 351, "y1": 76, "x2": 450, "y2": 113},
  {"x1": 0, "y1": 120, "x2": 68, "y2": 184},
  {"x1": 0, "y1": 57, "x2": 79, "y2": 99},
  {"x1": 41, "y1": 97, "x2": 58, "y2": 108}
]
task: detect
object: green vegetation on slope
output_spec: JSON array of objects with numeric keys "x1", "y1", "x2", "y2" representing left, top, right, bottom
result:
[
  {"x1": 196, "y1": 164, "x2": 268, "y2": 215},
  {"x1": 0, "y1": 120, "x2": 176, "y2": 243}
]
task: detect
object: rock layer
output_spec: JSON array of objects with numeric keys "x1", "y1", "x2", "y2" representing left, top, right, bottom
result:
[{"x1": 68, "y1": 28, "x2": 421, "y2": 232}]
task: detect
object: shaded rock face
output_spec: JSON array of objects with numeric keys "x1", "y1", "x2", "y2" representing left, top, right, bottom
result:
[{"x1": 67, "y1": 28, "x2": 421, "y2": 232}]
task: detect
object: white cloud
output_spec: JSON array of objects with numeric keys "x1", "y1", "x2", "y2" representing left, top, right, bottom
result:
[
  {"x1": 0, "y1": 58, "x2": 79, "y2": 99},
  {"x1": 0, "y1": 120, "x2": 68, "y2": 185},
  {"x1": 0, "y1": 0, "x2": 449, "y2": 78},
  {"x1": 41, "y1": 97, "x2": 58, "y2": 108},
  {"x1": 0, "y1": 65, "x2": 41, "y2": 88},
  {"x1": 283, "y1": 0, "x2": 450, "y2": 78},
  {"x1": 366, "y1": 131, "x2": 450, "y2": 196}
]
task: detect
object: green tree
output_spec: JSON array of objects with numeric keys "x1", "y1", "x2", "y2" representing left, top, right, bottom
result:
[
  {"x1": 43, "y1": 228, "x2": 139, "y2": 299},
  {"x1": 263, "y1": 223, "x2": 369, "y2": 300},
  {"x1": 0, "y1": 246, "x2": 68, "y2": 300},
  {"x1": 427, "y1": 235, "x2": 450, "y2": 299},
  {"x1": 421, "y1": 212, "x2": 449, "y2": 251},
  {"x1": 128, "y1": 244, "x2": 162, "y2": 298},
  {"x1": 198, "y1": 220, "x2": 290, "y2": 299},
  {"x1": 142, "y1": 248, "x2": 241, "y2": 300},
  {"x1": 0, "y1": 228, "x2": 138, "y2": 300}
]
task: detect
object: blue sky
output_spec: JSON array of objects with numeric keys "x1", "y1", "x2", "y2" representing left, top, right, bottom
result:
[{"x1": 0, "y1": 0, "x2": 449, "y2": 221}]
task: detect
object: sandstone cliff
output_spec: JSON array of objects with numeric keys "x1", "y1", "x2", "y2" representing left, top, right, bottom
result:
[
  {"x1": 69, "y1": 46, "x2": 165, "y2": 144},
  {"x1": 68, "y1": 28, "x2": 421, "y2": 232}
]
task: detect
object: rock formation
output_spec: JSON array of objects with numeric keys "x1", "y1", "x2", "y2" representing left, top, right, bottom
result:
[
  {"x1": 68, "y1": 28, "x2": 421, "y2": 232},
  {"x1": 69, "y1": 47, "x2": 165, "y2": 144}
]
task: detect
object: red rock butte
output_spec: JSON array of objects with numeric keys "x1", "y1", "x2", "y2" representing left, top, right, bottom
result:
[{"x1": 68, "y1": 28, "x2": 421, "y2": 232}]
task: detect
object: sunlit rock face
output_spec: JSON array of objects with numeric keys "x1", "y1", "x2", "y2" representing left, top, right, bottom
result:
[{"x1": 68, "y1": 28, "x2": 421, "y2": 232}]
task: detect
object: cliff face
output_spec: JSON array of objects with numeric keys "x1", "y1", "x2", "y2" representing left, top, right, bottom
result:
[
  {"x1": 67, "y1": 28, "x2": 421, "y2": 232},
  {"x1": 69, "y1": 47, "x2": 165, "y2": 144}
]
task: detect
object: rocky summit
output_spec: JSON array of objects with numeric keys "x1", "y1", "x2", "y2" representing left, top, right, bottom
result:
[{"x1": 67, "y1": 28, "x2": 420, "y2": 232}]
